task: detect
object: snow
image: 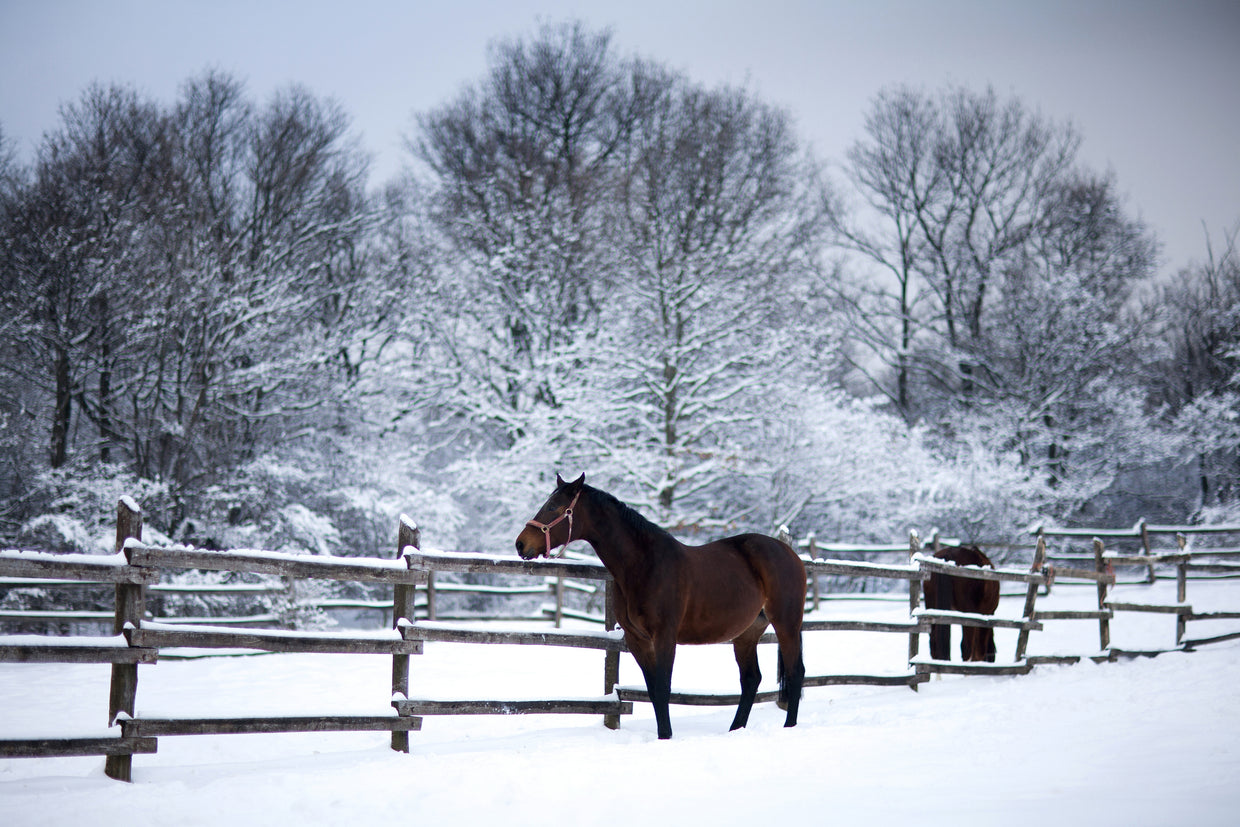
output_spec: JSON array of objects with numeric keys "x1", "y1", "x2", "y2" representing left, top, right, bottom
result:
[
  {"x1": 2, "y1": 582, "x2": 1239, "y2": 826},
  {"x1": 0, "y1": 548, "x2": 130, "y2": 567}
]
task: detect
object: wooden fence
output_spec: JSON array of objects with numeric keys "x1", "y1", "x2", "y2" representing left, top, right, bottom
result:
[
  {"x1": 3, "y1": 499, "x2": 1240, "y2": 782},
  {"x1": 1034, "y1": 522, "x2": 1240, "y2": 655}
]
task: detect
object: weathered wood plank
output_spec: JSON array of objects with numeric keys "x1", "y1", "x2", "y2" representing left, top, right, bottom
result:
[
  {"x1": 0, "y1": 736, "x2": 157, "y2": 758},
  {"x1": 399, "y1": 621, "x2": 626, "y2": 651},
  {"x1": 128, "y1": 623, "x2": 423, "y2": 655},
  {"x1": 616, "y1": 672, "x2": 925, "y2": 706},
  {"x1": 393, "y1": 698, "x2": 632, "y2": 716},
  {"x1": 617, "y1": 686, "x2": 781, "y2": 706},
  {"x1": 913, "y1": 554, "x2": 1046, "y2": 585},
  {"x1": 1104, "y1": 552, "x2": 1191, "y2": 566},
  {"x1": 0, "y1": 642, "x2": 156, "y2": 664},
  {"x1": 125, "y1": 542, "x2": 426, "y2": 584},
  {"x1": 150, "y1": 614, "x2": 281, "y2": 627},
  {"x1": 1188, "y1": 610, "x2": 1240, "y2": 621},
  {"x1": 1108, "y1": 647, "x2": 1183, "y2": 659},
  {"x1": 1104, "y1": 601, "x2": 1193, "y2": 615},
  {"x1": 1048, "y1": 565, "x2": 1115, "y2": 584},
  {"x1": 1145, "y1": 523, "x2": 1240, "y2": 535},
  {"x1": 541, "y1": 605, "x2": 607, "y2": 625},
  {"x1": 1034, "y1": 525, "x2": 1143, "y2": 539},
  {"x1": 0, "y1": 551, "x2": 157, "y2": 584},
  {"x1": 804, "y1": 558, "x2": 926, "y2": 581},
  {"x1": 1034, "y1": 609, "x2": 1113, "y2": 621},
  {"x1": 765, "y1": 618, "x2": 927, "y2": 637},
  {"x1": 1183, "y1": 630, "x2": 1240, "y2": 648},
  {"x1": 1183, "y1": 562, "x2": 1240, "y2": 574},
  {"x1": 912, "y1": 658, "x2": 1033, "y2": 676},
  {"x1": 403, "y1": 549, "x2": 611, "y2": 581},
  {"x1": 802, "y1": 673, "x2": 927, "y2": 688},
  {"x1": 121, "y1": 715, "x2": 422, "y2": 736},
  {"x1": 0, "y1": 609, "x2": 117, "y2": 622},
  {"x1": 1027, "y1": 654, "x2": 1083, "y2": 666},
  {"x1": 915, "y1": 610, "x2": 1041, "y2": 631}
]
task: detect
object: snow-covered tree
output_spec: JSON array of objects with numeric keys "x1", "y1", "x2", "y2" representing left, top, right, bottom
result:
[{"x1": 603, "y1": 77, "x2": 830, "y2": 526}]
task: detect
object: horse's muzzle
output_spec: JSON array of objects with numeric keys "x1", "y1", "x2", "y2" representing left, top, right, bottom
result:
[{"x1": 514, "y1": 534, "x2": 546, "y2": 560}]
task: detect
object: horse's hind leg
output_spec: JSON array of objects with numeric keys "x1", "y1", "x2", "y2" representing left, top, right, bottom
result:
[
  {"x1": 927, "y1": 571, "x2": 952, "y2": 660},
  {"x1": 763, "y1": 591, "x2": 805, "y2": 727},
  {"x1": 775, "y1": 629, "x2": 805, "y2": 727},
  {"x1": 729, "y1": 614, "x2": 768, "y2": 731}
]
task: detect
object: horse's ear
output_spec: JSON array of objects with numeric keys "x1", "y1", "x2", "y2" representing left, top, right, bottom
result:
[{"x1": 556, "y1": 473, "x2": 585, "y2": 489}]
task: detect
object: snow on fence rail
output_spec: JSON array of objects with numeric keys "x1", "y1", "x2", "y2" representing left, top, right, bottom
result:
[{"x1": 5, "y1": 499, "x2": 1240, "y2": 783}]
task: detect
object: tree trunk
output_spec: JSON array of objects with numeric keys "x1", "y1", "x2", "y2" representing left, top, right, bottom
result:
[{"x1": 51, "y1": 345, "x2": 72, "y2": 468}]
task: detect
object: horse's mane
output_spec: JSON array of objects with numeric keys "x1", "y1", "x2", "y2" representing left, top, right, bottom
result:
[{"x1": 585, "y1": 485, "x2": 677, "y2": 549}]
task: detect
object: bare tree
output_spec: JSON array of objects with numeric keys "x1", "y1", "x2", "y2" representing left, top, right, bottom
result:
[
  {"x1": 0, "y1": 74, "x2": 377, "y2": 511},
  {"x1": 829, "y1": 86, "x2": 942, "y2": 416},
  {"x1": 1153, "y1": 226, "x2": 1240, "y2": 505},
  {"x1": 831, "y1": 85, "x2": 1081, "y2": 415},
  {"x1": 0, "y1": 84, "x2": 173, "y2": 469},
  {"x1": 409, "y1": 21, "x2": 648, "y2": 429}
]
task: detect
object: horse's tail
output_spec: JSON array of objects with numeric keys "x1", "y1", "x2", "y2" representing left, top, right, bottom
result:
[{"x1": 777, "y1": 632, "x2": 805, "y2": 706}]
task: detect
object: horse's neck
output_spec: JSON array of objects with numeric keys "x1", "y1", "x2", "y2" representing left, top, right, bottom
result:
[{"x1": 580, "y1": 489, "x2": 669, "y2": 586}]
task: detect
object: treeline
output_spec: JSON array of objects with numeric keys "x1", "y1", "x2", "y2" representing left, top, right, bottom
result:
[{"x1": 0, "y1": 21, "x2": 1236, "y2": 556}]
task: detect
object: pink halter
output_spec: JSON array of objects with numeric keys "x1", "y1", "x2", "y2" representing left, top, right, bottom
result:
[{"x1": 524, "y1": 488, "x2": 581, "y2": 558}]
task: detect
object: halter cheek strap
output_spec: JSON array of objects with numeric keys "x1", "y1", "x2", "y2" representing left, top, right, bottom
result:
[{"x1": 525, "y1": 489, "x2": 581, "y2": 558}]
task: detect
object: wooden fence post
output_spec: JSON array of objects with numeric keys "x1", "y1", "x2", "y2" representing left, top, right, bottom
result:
[
  {"x1": 554, "y1": 576, "x2": 565, "y2": 628},
  {"x1": 392, "y1": 516, "x2": 420, "y2": 753},
  {"x1": 1139, "y1": 519, "x2": 1155, "y2": 583},
  {"x1": 908, "y1": 530, "x2": 922, "y2": 690},
  {"x1": 425, "y1": 570, "x2": 437, "y2": 621},
  {"x1": 105, "y1": 497, "x2": 145, "y2": 782},
  {"x1": 603, "y1": 579, "x2": 620, "y2": 729},
  {"x1": 1093, "y1": 537, "x2": 1111, "y2": 653},
  {"x1": 1176, "y1": 532, "x2": 1188, "y2": 645},
  {"x1": 1015, "y1": 535, "x2": 1047, "y2": 661}
]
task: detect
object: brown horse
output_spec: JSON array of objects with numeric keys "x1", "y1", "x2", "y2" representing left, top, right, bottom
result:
[
  {"x1": 924, "y1": 545, "x2": 1001, "y2": 662},
  {"x1": 515, "y1": 474, "x2": 806, "y2": 740}
]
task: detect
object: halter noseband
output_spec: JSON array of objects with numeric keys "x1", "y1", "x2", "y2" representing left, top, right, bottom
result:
[{"x1": 525, "y1": 488, "x2": 581, "y2": 558}]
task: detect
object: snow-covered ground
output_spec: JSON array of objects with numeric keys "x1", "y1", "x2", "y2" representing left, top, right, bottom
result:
[{"x1": 2, "y1": 580, "x2": 1239, "y2": 826}]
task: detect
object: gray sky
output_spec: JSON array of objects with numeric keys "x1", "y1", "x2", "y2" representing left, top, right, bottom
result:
[{"x1": 1, "y1": 0, "x2": 1237, "y2": 274}]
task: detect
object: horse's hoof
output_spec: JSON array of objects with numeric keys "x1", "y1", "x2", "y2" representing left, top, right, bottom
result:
[{"x1": 776, "y1": 699, "x2": 789, "y2": 711}]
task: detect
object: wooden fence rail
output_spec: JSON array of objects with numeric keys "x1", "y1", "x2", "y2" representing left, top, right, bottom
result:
[{"x1": 4, "y1": 501, "x2": 1240, "y2": 783}]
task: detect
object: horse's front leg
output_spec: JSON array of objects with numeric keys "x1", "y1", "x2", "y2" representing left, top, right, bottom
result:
[{"x1": 632, "y1": 635, "x2": 677, "y2": 740}]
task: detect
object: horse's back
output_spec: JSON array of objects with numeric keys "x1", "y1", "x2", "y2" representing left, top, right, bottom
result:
[
  {"x1": 675, "y1": 535, "x2": 804, "y2": 644},
  {"x1": 727, "y1": 533, "x2": 807, "y2": 621},
  {"x1": 932, "y1": 545, "x2": 999, "y2": 614}
]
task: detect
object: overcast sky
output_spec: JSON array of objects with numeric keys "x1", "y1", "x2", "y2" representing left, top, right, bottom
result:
[{"x1": 1, "y1": 0, "x2": 1237, "y2": 275}]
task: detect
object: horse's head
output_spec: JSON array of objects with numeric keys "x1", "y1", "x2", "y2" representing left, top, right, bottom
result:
[{"x1": 515, "y1": 473, "x2": 585, "y2": 559}]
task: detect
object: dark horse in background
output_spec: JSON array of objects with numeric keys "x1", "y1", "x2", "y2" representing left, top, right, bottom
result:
[
  {"x1": 515, "y1": 474, "x2": 806, "y2": 740},
  {"x1": 924, "y1": 545, "x2": 1001, "y2": 662}
]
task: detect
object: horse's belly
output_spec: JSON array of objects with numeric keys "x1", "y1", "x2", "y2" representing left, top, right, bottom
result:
[{"x1": 676, "y1": 597, "x2": 764, "y2": 645}]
